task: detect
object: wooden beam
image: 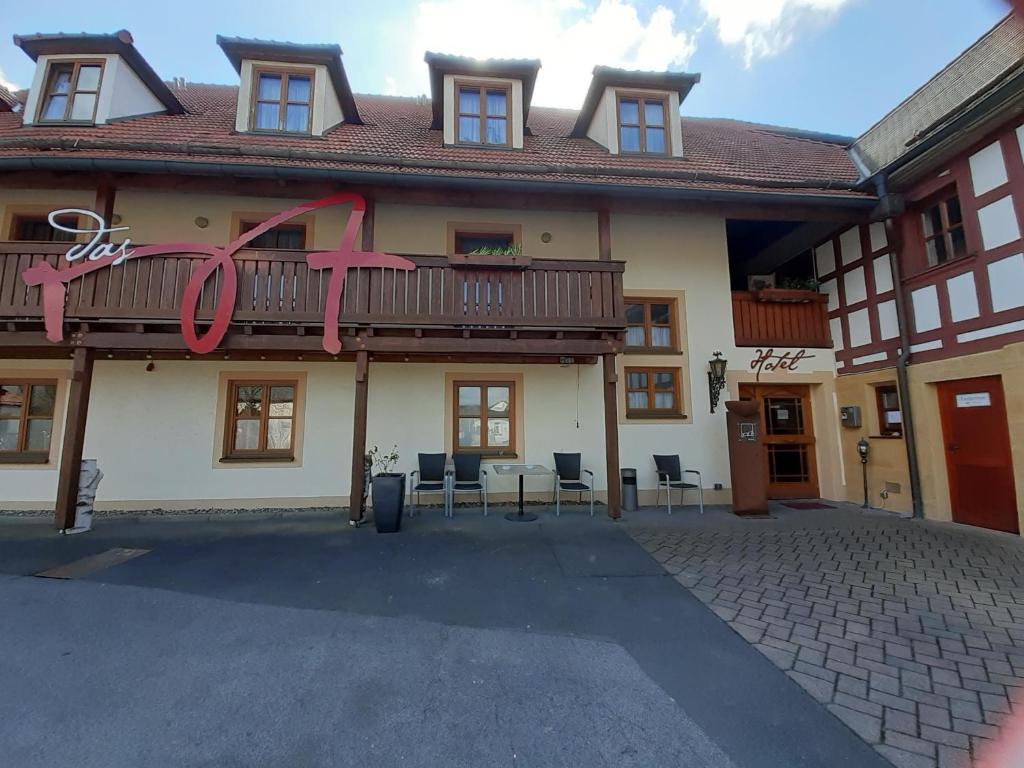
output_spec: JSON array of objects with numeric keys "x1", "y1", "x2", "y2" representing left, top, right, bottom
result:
[
  {"x1": 93, "y1": 180, "x2": 116, "y2": 241},
  {"x1": 598, "y1": 208, "x2": 612, "y2": 261},
  {"x1": 602, "y1": 353, "x2": 622, "y2": 520},
  {"x1": 349, "y1": 350, "x2": 370, "y2": 524},
  {"x1": 361, "y1": 196, "x2": 375, "y2": 252},
  {"x1": 54, "y1": 348, "x2": 95, "y2": 530}
]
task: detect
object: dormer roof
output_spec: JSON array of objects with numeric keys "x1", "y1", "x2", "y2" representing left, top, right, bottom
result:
[
  {"x1": 0, "y1": 85, "x2": 16, "y2": 112},
  {"x1": 424, "y1": 52, "x2": 541, "y2": 130},
  {"x1": 570, "y1": 66, "x2": 700, "y2": 138},
  {"x1": 12, "y1": 30, "x2": 184, "y2": 114},
  {"x1": 216, "y1": 35, "x2": 361, "y2": 124}
]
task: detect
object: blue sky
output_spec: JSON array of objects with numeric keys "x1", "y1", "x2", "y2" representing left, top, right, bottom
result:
[{"x1": 0, "y1": 0, "x2": 1011, "y2": 136}]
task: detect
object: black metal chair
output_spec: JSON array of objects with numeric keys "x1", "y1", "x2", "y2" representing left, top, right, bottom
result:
[
  {"x1": 409, "y1": 453, "x2": 449, "y2": 517},
  {"x1": 653, "y1": 454, "x2": 704, "y2": 515},
  {"x1": 449, "y1": 453, "x2": 488, "y2": 516},
  {"x1": 552, "y1": 452, "x2": 594, "y2": 516}
]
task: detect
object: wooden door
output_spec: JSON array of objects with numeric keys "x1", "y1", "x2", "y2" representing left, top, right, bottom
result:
[
  {"x1": 739, "y1": 384, "x2": 819, "y2": 499},
  {"x1": 937, "y1": 376, "x2": 1018, "y2": 533}
]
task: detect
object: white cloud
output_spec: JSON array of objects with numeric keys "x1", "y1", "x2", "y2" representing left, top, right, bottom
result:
[
  {"x1": 0, "y1": 67, "x2": 19, "y2": 93},
  {"x1": 386, "y1": 0, "x2": 696, "y2": 108},
  {"x1": 700, "y1": 0, "x2": 853, "y2": 66}
]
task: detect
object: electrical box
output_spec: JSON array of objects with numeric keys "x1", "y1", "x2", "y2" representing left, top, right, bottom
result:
[{"x1": 840, "y1": 406, "x2": 862, "y2": 428}]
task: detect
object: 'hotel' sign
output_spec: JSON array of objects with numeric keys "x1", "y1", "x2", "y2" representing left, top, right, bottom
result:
[{"x1": 21, "y1": 194, "x2": 414, "y2": 355}]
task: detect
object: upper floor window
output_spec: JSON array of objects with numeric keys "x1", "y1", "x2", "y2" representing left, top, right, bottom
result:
[
  {"x1": 625, "y1": 298, "x2": 676, "y2": 352},
  {"x1": 920, "y1": 191, "x2": 966, "y2": 267},
  {"x1": 875, "y1": 385, "x2": 903, "y2": 437},
  {"x1": 252, "y1": 70, "x2": 312, "y2": 133},
  {"x1": 457, "y1": 83, "x2": 509, "y2": 147},
  {"x1": 38, "y1": 61, "x2": 102, "y2": 123},
  {"x1": 9, "y1": 213, "x2": 77, "y2": 242},
  {"x1": 239, "y1": 220, "x2": 308, "y2": 250},
  {"x1": 617, "y1": 95, "x2": 667, "y2": 154}
]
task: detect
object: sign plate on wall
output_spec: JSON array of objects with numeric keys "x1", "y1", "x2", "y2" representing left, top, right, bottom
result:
[{"x1": 956, "y1": 392, "x2": 992, "y2": 408}]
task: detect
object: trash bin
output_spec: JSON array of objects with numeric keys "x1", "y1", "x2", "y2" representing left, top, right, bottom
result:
[{"x1": 621, "y1": 468, "x2": 638, "y2": 512}]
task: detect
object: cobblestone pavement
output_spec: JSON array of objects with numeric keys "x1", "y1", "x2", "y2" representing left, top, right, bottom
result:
[{"x1": 627, "y1": 506, "x2": 1024, "y2": 768}]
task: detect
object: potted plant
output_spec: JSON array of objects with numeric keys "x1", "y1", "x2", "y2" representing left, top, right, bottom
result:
[{"x1": 369, "y1": 444, "x2": 404, "y2": 533}]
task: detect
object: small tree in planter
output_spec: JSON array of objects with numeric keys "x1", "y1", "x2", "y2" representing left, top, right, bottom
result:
[{"x1": 369, "y1": 444, "x2": 405, "y2": 533}]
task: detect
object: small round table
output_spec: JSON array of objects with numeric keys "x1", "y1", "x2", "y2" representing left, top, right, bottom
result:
[{"x1": 492, "y1": 463, "x2": 550, "y2": 522}]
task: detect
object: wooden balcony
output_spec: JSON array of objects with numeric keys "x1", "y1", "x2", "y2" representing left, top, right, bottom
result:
[
  {"x1": 732, "y1": 290, "x2": 832, "y2": 348},
  {"x1": 0, "y1": 243, "x2": 625, "y2": 359}
]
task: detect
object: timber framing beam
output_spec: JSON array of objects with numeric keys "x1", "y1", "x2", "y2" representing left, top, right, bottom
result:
[
  {"x1": 350, "y1": 350, "x2": 369, "y2": 524},
  {"x1": 602, "y1": 353, "x2": 621, "y2": 520}
]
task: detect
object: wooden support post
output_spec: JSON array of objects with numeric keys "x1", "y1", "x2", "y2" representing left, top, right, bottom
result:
[
  {"x1": 361, "y1": 196, "x2": 375, "y2": 252},
  {"x1": 54, "y1": 348, "x2": 95, "y2": 531},
  {"x1": 349, "y1": 350, "x2": 370, "y2": 523},
  {"x1": 598, "y1": 208, "x2": 612, "y2": 261},
  {"x1": 94, "y1": 181, "x2": 116, "y2": 241},
  {"x1": 602, "y1": 353, "x2": 621, "y2": 519}
]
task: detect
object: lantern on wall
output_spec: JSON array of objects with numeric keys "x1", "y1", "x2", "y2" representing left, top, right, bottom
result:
[{"x1": 708, "y1": 351, "x2": 728, "y2": 413}]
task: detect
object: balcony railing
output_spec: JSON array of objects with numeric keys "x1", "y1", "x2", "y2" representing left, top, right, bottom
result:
[
  {"x1": 732, "y1": 290, "x2": 832, "y2": 348},
  {"x1": 0, "y1": 244, "x2": 625, "y2": 332}
]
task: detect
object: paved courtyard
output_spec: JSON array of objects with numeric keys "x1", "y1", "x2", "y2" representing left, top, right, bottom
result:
[{"x1": 628, "y1": 504, "x2": 1024, "y2": 768}]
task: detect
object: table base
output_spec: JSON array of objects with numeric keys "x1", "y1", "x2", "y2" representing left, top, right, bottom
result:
[{"x1": 504, "y1": 511, "x2": 538, "y2": 522}]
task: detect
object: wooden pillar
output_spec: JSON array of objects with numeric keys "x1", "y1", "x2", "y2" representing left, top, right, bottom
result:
[
  {"x1": 349, "y1": 350, "x2": 370, "y2": 523},
  {"x1": 54, "y1": 348, "x2": 95, "y2": 531},
  {"x1": 602, "y1": 353, "x2": 622, "y2": 519},
  {"x1": 94, "y1": 181, "x2": 116, "y2": 238},
  {"x1": 598, "y1": 208, "x2": 611, "y2": 261},
  {"x1": 361, "y1": 197, "x2": 375, "y2": 252}
]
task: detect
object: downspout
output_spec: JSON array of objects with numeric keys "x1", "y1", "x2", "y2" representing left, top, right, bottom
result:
[{"x1": 873, "y1": 173, "x2": 924, "y2": 519}]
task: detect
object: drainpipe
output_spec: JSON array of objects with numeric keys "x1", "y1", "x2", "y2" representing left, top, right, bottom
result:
[{"x1": 874, "y1": 174, "x2": 924, "y2": 519}]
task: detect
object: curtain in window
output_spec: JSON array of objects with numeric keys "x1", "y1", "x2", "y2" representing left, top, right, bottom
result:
[{"x1": 626, "y1": 327, "x2": 646, "y2": 347}]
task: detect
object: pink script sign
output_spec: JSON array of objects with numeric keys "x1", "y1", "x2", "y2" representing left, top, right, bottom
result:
[{"x1": 21, "y1": 193, "x2": 414, "y2": 355}]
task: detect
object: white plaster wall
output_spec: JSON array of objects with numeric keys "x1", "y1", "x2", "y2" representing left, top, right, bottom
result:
[
  {"x1": 946, "y1": 272, "x2": 980, "y2": 322},
  {"x1": 988, "y1": 253, "x2": 1024, "y2": 313},
  {"x1": 969, "y1": 141, "x2": 1008, "y2": 196},
  {"x1": 978, "y1": 195, "x2": 1021, "y2": 251}
]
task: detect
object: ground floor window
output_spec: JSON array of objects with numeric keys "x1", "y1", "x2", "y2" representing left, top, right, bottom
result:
[
  {"x1": 875, "y1": 384, "x2": 903, "y2": 437},
  {"x1": 625, "y1": 367, "x2": 682, "y2": 418},
  {"x1": 223, "y1": 380, "x2": 297, "y2": 460},
  {"x1": 0, "y1": 380, "x2": 57, "y2": 462},
  {"x1": 454, "y1": 381, "x2": 515, "y2": 455}
]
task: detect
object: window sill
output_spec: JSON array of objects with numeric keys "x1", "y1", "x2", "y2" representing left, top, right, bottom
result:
[
  {"x1": 219, "y1": 454, "x2": 296, "y2": 463},
  {"x1": 624, "y1": 347, "x2": 681, "y2": 355},
  {"x1": 0, "y1": 452, "x2": 50, "y2": 465},
  {"x1": 236, "y1": 129, "x2": 318, "y2": 139},
  {"x1": 445, "y1": 142, "x2": 517, "y2": 151},
  {"x1": 626, "y1": 412, "x2": 687, "y2": 420},
  {"x1": 868, "y1": 434, "x2": 903, "y2": 440}
]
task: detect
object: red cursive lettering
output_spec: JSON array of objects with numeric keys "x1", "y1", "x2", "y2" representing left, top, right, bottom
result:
[{"x1": 749, "y1": 347, "x2": 815, "y2": 381}]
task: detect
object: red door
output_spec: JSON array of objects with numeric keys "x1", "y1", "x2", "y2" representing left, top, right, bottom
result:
[{"x1": 937, "y1": 376, "x2": 1018, "y2": 533}]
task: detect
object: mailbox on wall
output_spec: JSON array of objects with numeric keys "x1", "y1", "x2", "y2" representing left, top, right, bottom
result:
[{"x1": 840, "y1": 405, "x2": 862, "y2": 428}]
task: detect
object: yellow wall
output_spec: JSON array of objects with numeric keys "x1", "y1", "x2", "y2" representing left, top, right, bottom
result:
[
  {"x1": 906, "y1": 341, "x2": 1024, "y2": 531},
  {"x1": 833, "y1": 367, "x2": 913, "y2": 513}
]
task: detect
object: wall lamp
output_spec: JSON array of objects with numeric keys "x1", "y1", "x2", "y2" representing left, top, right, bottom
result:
[
  {"x1": 708, "y1": 351, "x2": 727, "y2": 413},
  {"x1": 857, "y1": 437, "x2": 871, "y2": 508}
]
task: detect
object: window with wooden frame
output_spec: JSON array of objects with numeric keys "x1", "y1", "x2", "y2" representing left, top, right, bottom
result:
[
  {"x1": 238, "y1": 220, "x2": 308, "y2": 250},
  {"x1": 0, "y1": 380, "x2": 57, "y2": 462},
  {"x1": 37, "y1": 60, "x2": 103, "y2": 123},
  {"x1": 454, "y1": 381, "x2": 515, "y2": 454},
  {"x1": 456, "y1": 82, "x2": 510, "y2": 147},
  {"x1": 9, "y1": 213, "x2": 78, "y2": 242},
  {"x1": 624, "y1": 298, "x2": 677, "y2": 352},
  {"x1": 875, "y1": 384, "x2": 903, "y2": 437},
  {"x1": 617, "y1": 94, "x2": 668, "y2": 154},
  {"x1": 919, "y1": 190, "x2": 967, "y2": 267},
  {"x1": 251, "y1": 69, "x2": 313, "y2": 133},
  {"x1": 223, "y1": 380, "x2": 297, "y2": 460},
  {"x1": 625, "y1": 368, "x2": 682, "y2": 418}
]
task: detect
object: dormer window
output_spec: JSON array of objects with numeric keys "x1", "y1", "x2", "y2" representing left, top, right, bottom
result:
[
  {"x1": 38, "y1": 61, "x2": 103, "y2": 123},
  {"x1": 457, "y1": 83, "x2": 510, "y2": 146},
  {"x1": 252, "y1": 69, "x2": 313, "y2": 133},
  {"x1": 617, "y1": 94, "x2": 667, "y2": 155}
]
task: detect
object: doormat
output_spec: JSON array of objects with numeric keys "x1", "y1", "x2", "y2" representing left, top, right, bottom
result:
[
  {"x1": 35, "y1": 548, "x2": 150, "y2": 579},
  {"x1": 781, "y1": 501, "x2": 836, "y2": 510}
]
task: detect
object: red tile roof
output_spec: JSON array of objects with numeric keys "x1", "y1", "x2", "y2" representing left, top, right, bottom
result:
[{"x1": 0, "y1": 83, "x2": 870, "y2": 202}]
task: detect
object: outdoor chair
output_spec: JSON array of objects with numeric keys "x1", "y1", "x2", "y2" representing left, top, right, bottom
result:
[
  {"x1": 449, "y1": 453, "x2": 488, "y2": 516},
  {"x1": 653, "y1": 454, "x2": 704, "y2": 515},
  {"x1": 552, "y1": 452, "x2": 594, "y2": 516},
  {"x1": 409, "y1": 453, "x2": 449, "y2": 517}
]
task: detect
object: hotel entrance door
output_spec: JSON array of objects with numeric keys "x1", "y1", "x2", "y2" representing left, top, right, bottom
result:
[{"x1": 739, "y1": 384, "x2": 819, "y2": 499}]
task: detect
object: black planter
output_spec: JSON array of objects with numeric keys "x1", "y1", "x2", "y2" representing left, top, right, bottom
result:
[{"x1": 371, "y1": 473, "x2": 406, "y2": 533}]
